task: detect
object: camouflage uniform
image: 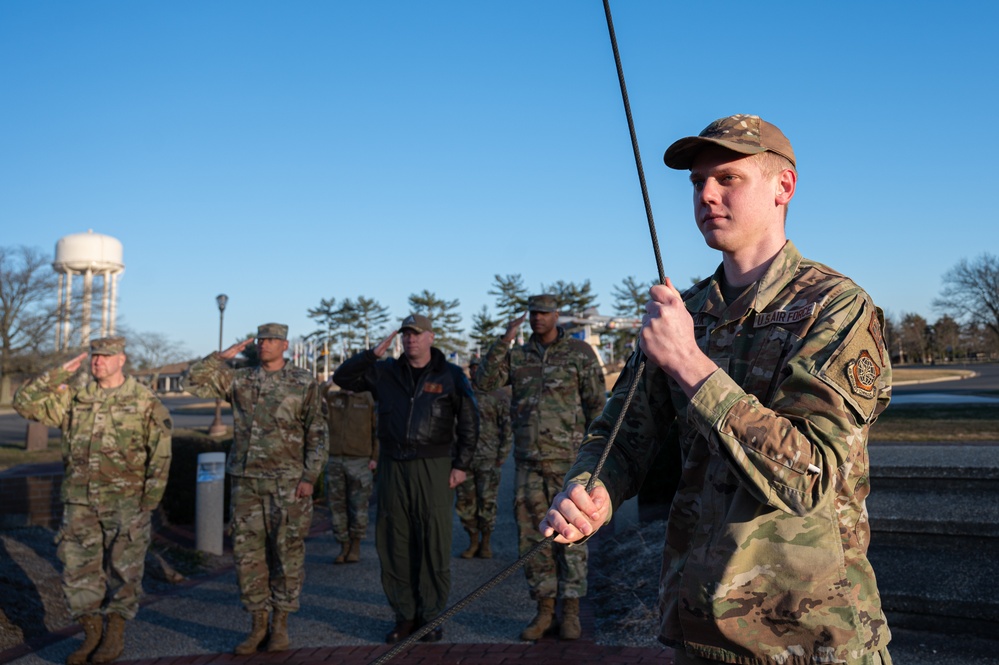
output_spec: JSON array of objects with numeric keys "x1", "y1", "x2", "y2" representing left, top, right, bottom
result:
[
  {"x1": 13, "y1": 343, "x2": 172, "y2": 622},
  {"x1": 567, "y1": 241, "x2": 893, "y2": 664},
  {"x1": 185, "y1": 339, "x2": 327, "y2": 613},
  {"x1": 324, "y1": 389, "x2": 378, "y2": 543},
  {"x1": 477, "y1": 321, "x2": 605, "y2": 600},
  {"x1": 455, "y1": 385, "x2": 512, "y2": 533}
]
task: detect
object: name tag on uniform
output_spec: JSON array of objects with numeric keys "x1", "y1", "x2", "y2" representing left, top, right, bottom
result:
[
  {"x1": 754, "y1": 303, "x2": 816, "y2": 328},
  {"x1": 423, "y1": 382, "x2": 444, "y2": 394}
]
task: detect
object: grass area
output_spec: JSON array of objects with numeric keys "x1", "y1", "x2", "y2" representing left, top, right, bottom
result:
[
  {"x1": 0, "y1": 438, "x2": 61, "y2": 470},
  {"x1": 892, "y1": 366, "x2": 972, "y2": 382},
  {"x1": 872, "y1": 403, "x2": 999, "y2": 442}
]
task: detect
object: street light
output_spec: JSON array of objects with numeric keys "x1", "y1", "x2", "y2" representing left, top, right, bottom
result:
[{"x1": 208, "y1": 294, "x2": 229, "y2": 436}]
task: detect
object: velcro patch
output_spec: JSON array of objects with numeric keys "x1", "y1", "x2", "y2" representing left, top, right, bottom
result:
[
  {"x1": 820, "y1": 314, "x2": 887, "y2": 422},
  {"x1": 754, "y1": 303, "x2": 816, "y2": 328},
  {"x1": 423, "y1": 382, "x2": 444, "y2": 394},
  {"x1": 846, "y1": 350, "x2": 880, "y2": 399}
]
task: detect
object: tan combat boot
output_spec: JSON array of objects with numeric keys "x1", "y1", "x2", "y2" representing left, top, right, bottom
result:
[
  {"x1": 460, "y1": 530, "x2": 479, "y2": 559},
  {"x1": 346, "y1": 538, "x2": 361, "y2": 563},
  {"x1": 334, "y1": 540, "x2": 350, "y2": 564},
  {"x1": 234, "y1": 610, "x2": 268, "y2": 655},
  {"x1": 560, "y1": 598, "x2": 581, "y2": 640},
  {"x1": 266, "y1": 610, "x2": 290, "y2": 652},
  {"x1": 478, "y1": 530, "x2": 493, "y2": 559},
  {"x1": 91, "y1": 613, "x2": 125, "y2": 664},
  {"x1": 66, "y1": 614, "x2": 102, "y2": 665},
  {"x1": 520, "y1": 597, "x2": 556, "y2": 640}
]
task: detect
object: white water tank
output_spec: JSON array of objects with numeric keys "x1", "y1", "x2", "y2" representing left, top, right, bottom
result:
[
  {"x1": 54, "y1": 231, "x2": 124, "y2": 273},
  {"x1": 52, "y1": 230, "x2": 125, "y2": 350}
]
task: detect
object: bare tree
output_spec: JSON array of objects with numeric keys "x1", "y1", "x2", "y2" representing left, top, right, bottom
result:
[
  {"x1": 933, "y1": 253, "x2": 999, "y2": 347},
  {"x1": 897, "y1": 313, "x2": 930, "y2": 364},
  {"x1": 0, "y1": 246, "x2": 60, "y2": 403}
]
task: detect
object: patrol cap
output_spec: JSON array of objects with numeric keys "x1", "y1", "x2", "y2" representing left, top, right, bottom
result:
[
  {"x1": 399, "y1": 313, "x2": 433, "y2": 334},
  {"x1": 663, "y1": 114, "x2": 796, "y2": 170},
  {"x1": 527, "y1": 294, "x2": 558, "y2": 313},
  {"x1": 256, "y1": 323, "x2": 289, "y2": 340},
  {"x1": 90, "y1": 336, "x2": 126, "y2": 355}
]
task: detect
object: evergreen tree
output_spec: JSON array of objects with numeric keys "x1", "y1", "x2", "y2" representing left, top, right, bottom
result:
[
  {"x1": 540, "y1": 279, "x2": 599, "y2": 314},
  {"x1": 612, "y1": 276, "x2": 652, "y2": 318},
  {"x1": 469, "y1": 305, "x2": 502, "y2": 356},
  {"x1": 353, "y1": 296, "x2": 391, "y2": 349},
  {"x1": 489, "y1": 273, "x2": 529, "y2": 322},
  {"x1": 408, "y1": 290, "x2": 465, "y2": 356}
]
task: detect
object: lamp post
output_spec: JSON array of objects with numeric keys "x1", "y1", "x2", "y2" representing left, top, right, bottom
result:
[{"x1": 208, "y1": 294, "x2": 229, "y2": 436}]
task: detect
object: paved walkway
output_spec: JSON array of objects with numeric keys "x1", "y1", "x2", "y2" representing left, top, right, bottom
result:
[{"x1": 1, "y1": 453, "x2": 673, "y2": 665}]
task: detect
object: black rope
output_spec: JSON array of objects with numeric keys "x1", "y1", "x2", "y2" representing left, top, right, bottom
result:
[{"x1": 369, "y1": 3, "x2": 664, "y2": 662}]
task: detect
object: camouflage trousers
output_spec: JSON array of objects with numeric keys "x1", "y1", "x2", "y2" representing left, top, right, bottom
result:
[
  {"x1": 230, "y1": 476, "x2": 313, "y2": 613},
  {"x1": 514, "y1": 460, "x2": 587, "y2": 599},
  {"x1": 673, "y1": 646, "x2": 893, "y2": 665},
  {"x1": 325, "y1": 456, "x2": 373, "y2": 542},
  {"x1": 454, "y1": 463, "x2": 502, "y2": 533},
  {"x1": 57, "y1": 500, "x2": 152, "y2": 620}
]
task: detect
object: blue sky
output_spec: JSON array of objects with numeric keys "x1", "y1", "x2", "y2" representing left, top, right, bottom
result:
[{"x1": 3, "y1": 1, "x2": 996, "y2": 359}]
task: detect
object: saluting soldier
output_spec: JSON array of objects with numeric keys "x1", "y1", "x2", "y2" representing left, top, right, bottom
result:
[
  {"x1": 185, "y1": 323, "x2": 327, "y2": 655},
  {"x1": 14, "y1": 336, "x2": 172, "y2": 665}
]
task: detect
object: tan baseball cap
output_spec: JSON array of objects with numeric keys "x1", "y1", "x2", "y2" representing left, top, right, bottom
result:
[
  {"x1": 399, "y1": 313, "x2": 433, "y2": 334},
  {"x1": 663, "y1": 114, "x2": 795, "y2": 170}
]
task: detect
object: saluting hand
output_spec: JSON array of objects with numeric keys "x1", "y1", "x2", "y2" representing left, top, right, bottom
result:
[
  {"x1": 373, "y1": 330, "x2": 397, "y2": 358},
  {"x1": 501, "y1": 313, "x2": 526, "y2": 343},
  {"x1": 61, "y1": 352, "x2": 88, "y2": 374},
  {"x1": 219, "y1": 337, "x2": 254, "y2": 360}
]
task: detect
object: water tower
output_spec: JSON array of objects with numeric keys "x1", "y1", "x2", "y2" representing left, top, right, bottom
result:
[{"x1": 53, "y1": 231, "x2": 125, "y2": 350}]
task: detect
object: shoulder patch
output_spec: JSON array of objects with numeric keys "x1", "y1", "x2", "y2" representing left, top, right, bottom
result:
[{"x1": 819, "y1": 313, "x2": 888, "y2": 422}]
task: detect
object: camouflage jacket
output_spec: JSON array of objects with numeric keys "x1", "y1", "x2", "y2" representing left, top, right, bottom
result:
[
  {"x1": 185, "y1": 354, "x2": 328, "y2": 484},
  {"x1": 477, "y1": 327, "x2": 605, "y2": 463},
  {"x1": 324, "y1": 388, "x2": 379, "y2": 460},
  {"x1": 472, "y1": 386, "x2": 512, "y2": 468},
  {"x1": 14, "y1": 370, "x2": 172, "y2": 511},
  {"x1": 567, "y1": 241, "x2": 892, "y2": 664}
]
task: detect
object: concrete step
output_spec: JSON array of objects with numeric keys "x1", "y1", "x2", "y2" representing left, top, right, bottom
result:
[
  {"x1": 869, "y1": 539, "x2": 999, "y2": 634},
  {"x1": 867, "y1": 487, "x2": 999, "y2": 538}
]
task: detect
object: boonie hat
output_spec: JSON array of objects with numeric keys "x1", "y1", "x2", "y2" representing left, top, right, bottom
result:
[
  {"x1": 256, "y1": 323, "x2": 289, "y2": 340},
  {"x1": 399, "y1": 313, "x2": 433, "y2": 334},
  {"x1": 663, "y1": 114, "x2": 796, "y2": 170},
  {"x1": 527, "y1": 294, "x2": 558, "y2": 313},
  {"x1": 90, "y1": 336, "x2": 126, "y2": 355}
]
